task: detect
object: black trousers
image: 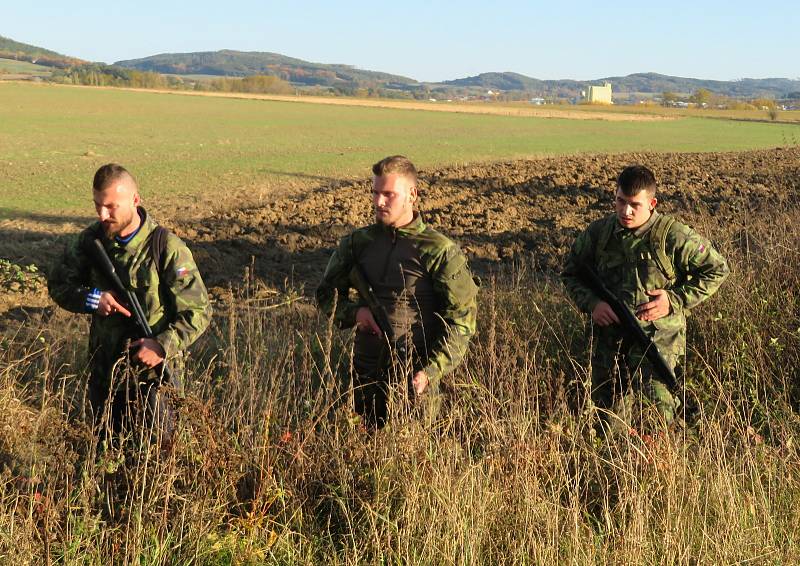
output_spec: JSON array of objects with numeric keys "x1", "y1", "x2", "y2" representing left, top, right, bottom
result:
[{"x1": 88, "y1": 367, "x2": 179, "y2": 451}]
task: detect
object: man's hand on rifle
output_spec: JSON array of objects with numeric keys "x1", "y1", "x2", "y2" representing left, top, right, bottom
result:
[
  {"x1": 98, "y1": 291, "x2": 132, "y2": 318},
  {"x1": 592, "y1": 301, "x2": 620, "y2": 326},
  {"x1": 130, "y1": 338, "x2": 166, "y2": 368},
  {"x1": 636, "y1": 289, "x2": 671, "y2": 322},
  {"x1": 412, "y1": 370, "x2": 429, "y2": 395},
  {"x1": 355, "y1": 307, "x2": 382, "y2": 335}
]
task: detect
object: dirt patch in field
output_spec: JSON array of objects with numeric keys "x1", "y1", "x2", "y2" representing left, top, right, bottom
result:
[
  {"x1": 1, "y1": 146, "x2": 799, "y2": 310},
  {"x1": 176, "y1": 146, "x2": 800, "y2": 294}
]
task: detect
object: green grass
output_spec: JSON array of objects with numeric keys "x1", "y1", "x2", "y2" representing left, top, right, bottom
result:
[
  {"x1": 0, "y1": 82, "x2": 797, "y2": 219},
  {"x1": 0, "y1": 58, "x2": 52, "y2": 76}
]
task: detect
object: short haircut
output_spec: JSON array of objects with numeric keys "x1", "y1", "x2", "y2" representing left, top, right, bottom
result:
[
  {"x1": 372, "y1": 155, "x2": 418, "y2": 185},
  {"x1": 617, "y1": 165, "x2": 656, "y2": 197},
  {"x1": 93, "y1": 163, "x2": 137, "y2": 192}
]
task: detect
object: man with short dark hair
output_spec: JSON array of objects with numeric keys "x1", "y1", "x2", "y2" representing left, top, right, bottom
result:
[
  {"x1": 48, "y1": 164, "x2": 211, "y2": 448},
  {"x1": 316, "y1": 155, "x2": 479, "y2": 428},
  {"x1": 562, "y1": 165, "x2": 729, "y2": 430}
]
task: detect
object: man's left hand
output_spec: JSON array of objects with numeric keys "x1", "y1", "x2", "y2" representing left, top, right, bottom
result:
[
  {"x1": 412, "y1": 370, "x2": 429, "y2": 395},
  {"x1": 635, "y1": 289, "x2": 671, "y2": 322},
  {"x1": 130, "y1": 338, "x2": 166, "y2": 368}
]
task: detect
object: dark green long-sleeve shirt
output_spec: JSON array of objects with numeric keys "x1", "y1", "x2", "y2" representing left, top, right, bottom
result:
[{"x1": 316, "y1": 215, "x2": 478, "y2": 384}]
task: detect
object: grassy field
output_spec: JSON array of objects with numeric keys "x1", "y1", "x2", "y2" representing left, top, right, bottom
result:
[
  {"x1": 0, "y1": 58, "x2": 52, "y2": 77},
  {"x1": 1, "y1": 80, "x2": 800, "y2": 563},
  {"x1": 1, "y1": 206, "x2": 799, "y2": 563},
  {"x1": 503, "y1": 100, "x2": 800, "y2": 123},
  {"x1": 1, "y1": 81, "x2": 798, "y2": 220}
]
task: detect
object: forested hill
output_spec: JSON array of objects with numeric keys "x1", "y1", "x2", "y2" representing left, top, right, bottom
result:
[
  {"x1": 115, "y1": 50, "x2": 800, "y2": 98},
  {"x1": 3, "y1": 35, "x2": 797, "y2": 99},
  {"x1": 442, "y1": 72, "x2": 800, "y2": 98},
  {"x1": 0, "y1": 35, "x2": 84, "y2": 68},
  {"x1": 114, "y1": 50, "x2": 420, "y2": 88}
]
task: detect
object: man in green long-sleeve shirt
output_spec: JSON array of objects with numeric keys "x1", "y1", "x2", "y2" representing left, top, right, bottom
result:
[
  {"x1": 562, "y1": 165, "x2": 729, "y2": 431},
  {"x1": 48, "y1": 163, "x2": 211, "y2": 447},
  {"x1": 316, "y1": 156, "x2": 479, "y2": 428}
]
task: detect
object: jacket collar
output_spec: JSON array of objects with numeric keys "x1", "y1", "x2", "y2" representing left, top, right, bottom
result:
[
  {"x1": 613, "y1": 210, "x2": 660, "y2": 238},
  {"x1": 373, "y1": 211, "x2": 427, "y2": 236},
  {"x1": 103, "y1": 207, "x2": 159, "y2": 254}
]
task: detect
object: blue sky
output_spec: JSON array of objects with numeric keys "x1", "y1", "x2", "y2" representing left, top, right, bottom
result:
[{"x1": 4, "y1": 1, "x2": 798, "y2": 82}]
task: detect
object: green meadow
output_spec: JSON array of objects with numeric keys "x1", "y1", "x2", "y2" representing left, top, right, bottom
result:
[
  {"x1": 0, "y1": 58, "x2": 52, "y2": 76},
  {"x1": 0, "y1": 81, "x2": 797, "y2": 220}
]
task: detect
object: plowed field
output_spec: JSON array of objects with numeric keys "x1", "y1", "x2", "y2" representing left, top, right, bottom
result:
[{"x1": 169, "y1": 146, "x2": 800, "y2": 294}]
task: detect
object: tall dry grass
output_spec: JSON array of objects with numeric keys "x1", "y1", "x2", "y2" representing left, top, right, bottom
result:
[{"x1": 0, "y1": 210, "x2": 799, "y2": 564}]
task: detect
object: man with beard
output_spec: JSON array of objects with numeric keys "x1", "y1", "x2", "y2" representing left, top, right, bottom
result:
[
  {"x1": 316, "y1": 155, "x2": 479, "y2": 428},
  {"x1": 48, "y1": 163, "x2": 211, "y2": 448}
]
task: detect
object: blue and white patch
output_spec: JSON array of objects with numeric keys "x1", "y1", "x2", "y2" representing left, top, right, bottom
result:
[
  {"x1": 85, "y1": 288, "x2": 101, "y2": 312},
  {"x1": 176, "y1": 266, "x2": 190, "y2": 278}
]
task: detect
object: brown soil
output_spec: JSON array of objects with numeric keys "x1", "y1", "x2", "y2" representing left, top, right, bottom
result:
[
  {"x1": 176, "y1": 146, "x2": 800, "y2": 294},
  {"x1": 2, "y1": 146, "x2": 799, "y2": 311}
]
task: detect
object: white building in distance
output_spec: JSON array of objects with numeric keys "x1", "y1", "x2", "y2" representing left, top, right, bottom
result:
[{"x1": 585, "y1": 82, "x2": 613, "y2": 104}]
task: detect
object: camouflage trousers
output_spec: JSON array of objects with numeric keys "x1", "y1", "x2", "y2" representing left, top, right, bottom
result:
[{"x1": 591, "y1": 346, "x2": 681, "y2": 434}]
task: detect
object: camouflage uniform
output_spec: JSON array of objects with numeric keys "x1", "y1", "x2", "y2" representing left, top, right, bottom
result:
[
  {"x1": 48, "y1": 208, "x2": 211, "y2": 443},
  {"x1": 316, "y1": 214, "x2": 478, "y2": 427},
  {"x1": 562, "y1": 211, "x2": 729, "y2": 428}
]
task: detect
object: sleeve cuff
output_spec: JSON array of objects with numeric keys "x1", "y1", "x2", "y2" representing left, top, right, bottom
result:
[
  {"x1": 155, "y1": 331, "x2": 178, "y2": 359},
  {"x1": 340, "y1": 302, "x2": 365, "y2": 329},
  {"x1": 666, "y1": 290, "x2": 685, "y2": 313},
  {"x1": 585, "y1": 295, "x2": 601, "y2": 314},
  {"x1": 422, "y1": 363, "x2": 443, "y2": 386},
  {"x1": 84, "y1": 288, "x2": 101, "y2": 313}
]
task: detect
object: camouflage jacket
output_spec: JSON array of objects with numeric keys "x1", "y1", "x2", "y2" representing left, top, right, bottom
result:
[
  {"x1": 561, "y1": 211, "x2": 729, "y2": 358},
  {"x1": 316, "y1": 214, "x2": 478, "y2": 384},
  {"x1": 48, "y1": 208, "x2": 211, "y2": 385}
]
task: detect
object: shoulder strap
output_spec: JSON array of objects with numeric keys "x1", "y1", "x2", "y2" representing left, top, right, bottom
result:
[
  {"x1": 649, "y1": 215, "x2": 677, "y2": 281},
  {"x1": 150, "y1": 225, "x2": 170, "y2": 274}
]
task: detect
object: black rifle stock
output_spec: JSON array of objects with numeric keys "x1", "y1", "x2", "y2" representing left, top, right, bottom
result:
[
  {"x1": 348, "y1": 263, "x2": 396, "y2": 342},
  {"x1": 578, "y1": 262, "x2": 677, "y2": 390},
  {"x1": 92, "y1": 238, "x2": 173, "y2": 382}
]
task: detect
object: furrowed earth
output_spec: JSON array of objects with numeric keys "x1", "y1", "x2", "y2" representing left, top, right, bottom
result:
[{"x1": 1, "y1": 146, "x2": 798, "y2": 316}]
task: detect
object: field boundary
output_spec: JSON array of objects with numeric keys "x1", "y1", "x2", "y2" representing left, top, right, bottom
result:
[{"x1": 2, "y1": 80, "x2": 673, "y2": 122}]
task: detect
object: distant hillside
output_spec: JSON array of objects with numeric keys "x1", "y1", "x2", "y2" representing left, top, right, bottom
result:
[
  {"x1": 116, "y1": 50, "x2": 800, "y2": 99},
  {"x1": 114, "y1": 50, "x2": 419, "y2": 89},
  {"x1": 0, "y1": 35, "x2": 83, "y2": 68},
  {"x1": 601, "y1": 72, "x2": 800, "y2": 98},
  {"x1": 442, "y1": 71, "x2": 800, "y2": 99},
  {"x1": 3, "y1": 37, "x2": 797, "y2": 100}
]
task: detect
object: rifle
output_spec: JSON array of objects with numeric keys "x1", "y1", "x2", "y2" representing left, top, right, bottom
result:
[
  {"x1": 348, "y1": 263, "x2": 396, "y2": 342},
  {"x1": 92, "y1": 238, "x2": 173, "y2": 383},
  {"x1": 578, "y1": 262, "x2": 677, "y2": 390}
]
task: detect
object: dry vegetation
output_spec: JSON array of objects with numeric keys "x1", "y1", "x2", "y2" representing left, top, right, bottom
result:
[{"x1": 1, "y1": 148, "x2": 800, "y2": 563}]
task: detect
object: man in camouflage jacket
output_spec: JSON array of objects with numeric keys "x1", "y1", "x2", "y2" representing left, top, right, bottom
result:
[
  {"x1": 316, "y1": 156, "x2": 478, "y2": 428},
  {"x1": 562, "y1": 165, "x2": 729, "y2": 430},
  {"x1": 48, "y1": 164, "x2": 211, "y2": 446}
]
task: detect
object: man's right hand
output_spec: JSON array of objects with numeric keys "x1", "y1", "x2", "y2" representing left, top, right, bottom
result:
[
  {"x1": 98, "y1": 291, "x2": 132, "y2": 318},
  {"x1": 592, "y1": 301, "x2": 620, "y2": 326},
  {"x1": 355, "y1": 306, "x2": 382, "y2": 335}
]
